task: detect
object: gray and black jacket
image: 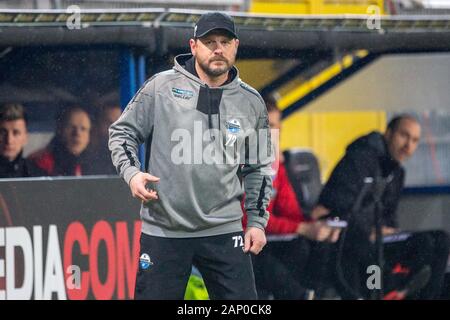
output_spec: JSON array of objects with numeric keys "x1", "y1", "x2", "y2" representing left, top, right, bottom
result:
[{"x1": 109, "y1": 53, "x2": 273, "y2": 238}]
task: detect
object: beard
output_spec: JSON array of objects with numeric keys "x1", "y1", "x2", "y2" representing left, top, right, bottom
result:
[{"x1": 197, "y1": 57, "x2": 232, "y2": 78}]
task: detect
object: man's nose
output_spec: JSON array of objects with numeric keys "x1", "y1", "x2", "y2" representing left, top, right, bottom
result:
[
  {"x1": 213, "y1": 47, "x2": 224, "y2": 55},
  {"x1": 212, "y1": 42, "x2": 225, "y2": 53},
  {"x1": 5, "y1": 133, "x2": 13, "y2": 144},
  {"x1": 72, "y1": 128, "x2": 81, "y2": 136},
  {"x1": 405, "y1": 140, "x2": 414, "y2": 153}
]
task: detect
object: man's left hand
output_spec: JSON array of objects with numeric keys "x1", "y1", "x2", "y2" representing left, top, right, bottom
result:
[{"x1": 244, "y1": 227, "x2": 267, "y2": 255}]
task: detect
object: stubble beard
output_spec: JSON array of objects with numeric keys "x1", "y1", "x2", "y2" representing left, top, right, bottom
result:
[{"x1": 198, "y1": 58, "x2": 232, "y2": 78}]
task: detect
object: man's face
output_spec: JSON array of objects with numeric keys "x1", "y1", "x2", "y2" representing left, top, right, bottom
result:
[
  {"x1": 0, "y1": 119, "x2": 28, "y2": 161},
  {"x1": 385, "y1": 118, "x2": 421, "y2": 163},
  {"x1": 190, "y1": 31, "x2": 239, "y2": 78},
  {"x1": 61, "y1": 110, "x2": 91, "y2": 156},
  {"x1": 268, "y1": 110, "x2": 281, "y2": 131}
]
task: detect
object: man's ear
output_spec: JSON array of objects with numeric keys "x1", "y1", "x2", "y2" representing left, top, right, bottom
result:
[
  {"x1": 384, "y1": 128, "x2": 393, "y2": 142},
  {"x1": 189, "y1": 38, "x2": 196, "y2": 55}
]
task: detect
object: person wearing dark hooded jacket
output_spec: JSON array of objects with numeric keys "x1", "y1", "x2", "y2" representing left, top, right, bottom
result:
[{"x1": 314, "y1": 115, "x2": 449, "y2": 299}]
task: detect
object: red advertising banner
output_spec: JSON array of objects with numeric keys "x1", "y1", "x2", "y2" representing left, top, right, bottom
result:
[{"x1": 0, "y1": 176, "x2": 141, "y2": 300}]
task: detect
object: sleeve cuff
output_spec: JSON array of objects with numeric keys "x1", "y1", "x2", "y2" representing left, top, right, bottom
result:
[
  {"x1": 246, "y1": 210, "x2": 269, "y2": 230},
  {"x1": 123, "y1": 166, "x2": 141, "y2": 185}
]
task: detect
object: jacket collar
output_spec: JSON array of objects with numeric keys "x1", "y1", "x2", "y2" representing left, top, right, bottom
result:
[{"x1": 0, "y1": 151, "x2": 24, "y2": 166}]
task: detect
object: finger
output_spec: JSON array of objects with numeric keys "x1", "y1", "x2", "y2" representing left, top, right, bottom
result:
[
  {"x1": 133, "y1": 192, "x2": 149, "y2": 202},
  {"x1": 140, "y1": 194, "x2": 158, "y2": 203},
  {"x1": 143, "y1": 174, "x2": 160, "y2": 183},
  {"x1": 318, "y1": 232, "x2": 327, "y2": 242},
  {"x1": 244, "y1": 232, "x2": 252, "y2": 253},
  {"x1": 327, "y1": 230, "x2": 335, "y2": 243},
  {"x1": 139, "y1": 188, "x2": 155, "y2": 200},
  {"x1": 330, "y1": 229, "x2": 341, "y2": 243},
  {"x1": 317, "y1": 227, "x2": 329, "y2": 241},
  {"x1": 134, "y1": 191, "x2": 155, "y2": 202},
  {"x1": 250, "y1": 241, "x2": 264, "y2": 255},
  {"x1": 137, "y1": 188, "x2": 158, "y2": 201},
  {"x1": 147, "y1": 190, "x2": 159, "y2": 200}
]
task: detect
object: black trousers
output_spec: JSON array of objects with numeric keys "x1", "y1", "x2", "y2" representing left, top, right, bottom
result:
[
  {"x1": 338, "y1": 230, "x2": 450, "y2": 299},
  {"x1": 134, "y1": 231, "x2": 257, "y2": 300},
  {"x1": 252, "y1": 236, "x2": 319, "y2": 300}
]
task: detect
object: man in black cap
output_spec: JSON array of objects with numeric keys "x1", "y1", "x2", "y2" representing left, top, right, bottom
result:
[{"x1": 109, "y1": 12, "x2": 273, "y2": 299}]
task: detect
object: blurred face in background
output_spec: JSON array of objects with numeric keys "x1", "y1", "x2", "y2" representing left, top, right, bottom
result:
[
  {"x1": 0, "y1": 119, "x2": 28, "y2": 161},
  {"x1": 268, "y1": 109, "x2": 282, "y2": 169},
  {"x1": 268, "y1": 109, "x2": 281, "y2": 131},
  {"x1": 385, "y1": 118, "x2": 421, "y2": 163},
  {"x1": 61, "y1": 109, "x2": 91, "y2": 156},
  {"x1": 99, "y1": 106, "x2": 121, "y2": 138}
]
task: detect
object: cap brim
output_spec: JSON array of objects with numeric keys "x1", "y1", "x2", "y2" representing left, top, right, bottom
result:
[{"x1": 195, "y1": 27, "x2": 237, "y2": 39}]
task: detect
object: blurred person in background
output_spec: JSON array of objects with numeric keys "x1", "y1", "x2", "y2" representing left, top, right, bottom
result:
[
  {"x1": 87, "y1": 104, "x2": 121, "y2": 175},
  {"x1": 28, "y1": 106, "x2": 92, "y2": 176},
  {"x1": 244, "y1": 96, "x2": 341, "y2": 300},
  {"x1": 313, "y1": 115, "x2": 450, "y2": 299},
  {"x1": 0, "y1": 103, "x2": 44, "y2": 178}
]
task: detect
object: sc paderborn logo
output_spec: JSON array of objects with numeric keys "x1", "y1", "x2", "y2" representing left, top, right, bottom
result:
[
  {"x1": 225, "y1": 119, "x2": 241, "y2": 147},
  {"x1": 226, "y1": 119, "x2": 241, "y2": 134},
  {"x1": 139, "y1": 253, "x2": 154, "y2": 270}
]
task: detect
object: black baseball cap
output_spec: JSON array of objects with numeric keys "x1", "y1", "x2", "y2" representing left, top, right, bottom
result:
[{"x1": 194, "y1": 12, "x2": 238, "y2": 39}]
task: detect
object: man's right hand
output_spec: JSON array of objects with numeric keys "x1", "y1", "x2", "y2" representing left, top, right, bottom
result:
[
  {"x1": 369, "y1": 226, "x2": 400, "y2": 242},
  {"x1": 297, "y1": 221, "x2": 340, "y2": 243},
  {"x1": 310, "y1": 205, "x2": 330, "y2": 220},
  {"x1": 129, "y1": 172, "x2": 160, "y2": 202}
]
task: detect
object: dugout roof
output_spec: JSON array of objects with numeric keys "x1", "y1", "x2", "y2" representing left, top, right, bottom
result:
[{"x1": 0, "y1": 8, "x2": 450, "y2": 56}]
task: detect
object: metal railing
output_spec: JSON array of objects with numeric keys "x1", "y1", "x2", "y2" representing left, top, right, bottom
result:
[
  {"x1": 0, "y1": 0, "x2": 246, "y2": 10},
  {"x1": 0, "y1": 8, "x2": 449, "y2": 32}
]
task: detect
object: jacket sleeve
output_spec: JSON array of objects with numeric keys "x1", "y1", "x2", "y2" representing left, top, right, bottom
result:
[
  {"x1": 382, "y1": 169, "x2": 404, "y2": 228},
  {"x1": 265, "y1": 165, "x2": 305, "y2": 234},
  {"x1": 265, "y1": 202, "x2": 302, "y2": 234},
  {"x1": 241, "y1": 108, "x2": 274, "y2": 231},
  {"x1": 109, "y1": 78, "x2": 156, "y2": 185}
]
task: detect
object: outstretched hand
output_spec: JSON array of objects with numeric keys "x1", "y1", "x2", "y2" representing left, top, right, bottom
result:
[{"x1": 129, "y1": 172, "x2": 160, "y2": 202}]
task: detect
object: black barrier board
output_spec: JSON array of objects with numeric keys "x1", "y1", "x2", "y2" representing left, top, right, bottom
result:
[{"x1": 0, "y1": 177, "x2": 141, "y2": 300}]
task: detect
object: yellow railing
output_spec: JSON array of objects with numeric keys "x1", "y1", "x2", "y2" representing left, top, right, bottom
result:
[
  {"x1": 278, "y1": 50, "x2": 369, "y2": 110},
  {"x1": 250, "y1": 0, "x2": 385, "y2": 15}
]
